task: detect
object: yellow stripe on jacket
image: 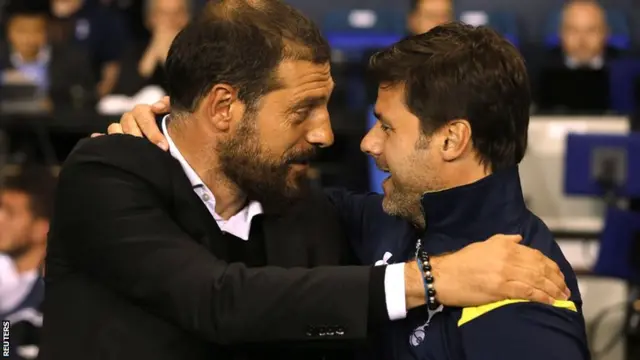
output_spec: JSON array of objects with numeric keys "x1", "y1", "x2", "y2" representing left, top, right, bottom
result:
[{"x1": 458, "y1": 299, "x2": 577, "y2": 327}]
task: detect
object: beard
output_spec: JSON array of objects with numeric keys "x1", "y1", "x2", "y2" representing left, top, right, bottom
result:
[
  {"x1": 217, "y1": 113, "x2": 317, "y2": 214},
  {"x1": 0, "y1": 238, "x2": 32, "y2": 260},
  {"x1": 382, "y1": 176, "x2": 426, "y2": 230}
]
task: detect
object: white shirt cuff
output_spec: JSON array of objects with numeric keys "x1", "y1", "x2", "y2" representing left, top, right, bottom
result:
[{"x1": 384, "y1": 262, "x2": 407, "y2": 320}]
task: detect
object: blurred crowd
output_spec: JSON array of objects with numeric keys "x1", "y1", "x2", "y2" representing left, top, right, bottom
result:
[
  {"x1": 0, "y1": 0, "x2": 638, "y2": 115},
  {"x1": 0, "y1": 0, "x2": 191, "y2": 114}
]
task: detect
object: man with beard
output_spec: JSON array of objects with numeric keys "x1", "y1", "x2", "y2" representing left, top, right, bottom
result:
[
  {"x1": 110, "y1": 21, "x2": 588, "y2": 360},
  {"x1": 43, "y1": 2, "x2": 571, "y2": 360},
  {"x1": 353, "y1": 23, "x2": 587, "y2": 360}
]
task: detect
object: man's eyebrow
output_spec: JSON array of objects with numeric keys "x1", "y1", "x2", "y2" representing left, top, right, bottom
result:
[
  {"x1": 292, "y1": 95, "x2": 328, "y2": 109},
  {"x1": 373, "y1": 111, "x2": 389, "y2": 124}
]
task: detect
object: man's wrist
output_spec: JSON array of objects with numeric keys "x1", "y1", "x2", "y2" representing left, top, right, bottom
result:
[
  {"x1": 404, "y1": 260, "x2": 426, "y2": 310},
  {"x1": 430, "y1": 254, "x2": 457, "y2": 306}
]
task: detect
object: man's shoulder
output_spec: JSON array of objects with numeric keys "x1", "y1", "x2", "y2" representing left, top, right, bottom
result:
[
  {"x1": 66, "y1": 134, "x2": 172, "y2": 174},
  {"x1": 522, "y1": 211, "x2": 583, "y2": 304}
]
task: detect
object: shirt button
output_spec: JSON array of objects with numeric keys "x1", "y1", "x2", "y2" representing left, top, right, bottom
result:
[{"x1": 202, "y1": 193, "x2": 210, "y2": 201}]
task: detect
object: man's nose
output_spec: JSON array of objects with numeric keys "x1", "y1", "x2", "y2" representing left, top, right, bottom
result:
[
  {"x1": 306, "y1": 119, "x2": 334, "y2": 148},
  {"x1": 361, "y1": 128, "x2": 383, "y2": 157}
]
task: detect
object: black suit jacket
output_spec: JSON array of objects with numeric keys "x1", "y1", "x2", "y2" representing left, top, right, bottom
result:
[{"x1": 41, "y1": 135, "x2": 387, "y2": 360}]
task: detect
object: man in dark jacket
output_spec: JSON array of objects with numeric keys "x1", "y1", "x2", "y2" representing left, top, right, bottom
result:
[{"x1": 349, "y1": 23, "x2": 586, "y2": 360}]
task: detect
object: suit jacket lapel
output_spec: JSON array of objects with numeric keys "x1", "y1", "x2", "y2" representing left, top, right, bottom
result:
[{"x1": 167, "y1": 160, "x2": 229, "y2": 258}]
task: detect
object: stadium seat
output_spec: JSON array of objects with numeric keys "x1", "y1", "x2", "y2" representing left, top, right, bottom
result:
[
  {"x1": 544, "y1": 8, "x2": 630, "y2": 49},
  {"x1": 608, "y1": 58, "x2": 640, "y2": 114}
]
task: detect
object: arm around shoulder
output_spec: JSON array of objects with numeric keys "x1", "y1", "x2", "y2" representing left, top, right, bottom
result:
[{"x1": 51, "y1": 136, "x2": 378, "y2": 345}]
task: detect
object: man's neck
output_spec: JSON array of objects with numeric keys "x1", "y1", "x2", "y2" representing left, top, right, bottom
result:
[
  {"x1": 13, "y1": 245, "x2": 45, "y2": 274},
  {"x1": 14, "y1": 51, "x2": 40, "y2": 63},
  {"x1": 168, "y1": 121, "x2": 248, "y2": 220},
  {"x1": 438, "y1": 161, "x2": 491, "y2": 191}
]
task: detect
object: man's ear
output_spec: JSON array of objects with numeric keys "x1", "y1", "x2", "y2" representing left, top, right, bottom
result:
[
  {"x1": 203, "y1": 84, "x2": 237, "y2": 132},
  {"x1": 31, "y1": 218, "x2": 49, "y2": 246},
  {"x1": 440, "y1": 119, "x2": 471, "y2": 162}
]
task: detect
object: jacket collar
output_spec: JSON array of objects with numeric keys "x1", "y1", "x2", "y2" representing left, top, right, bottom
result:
[{"x1": 420, "y1": 166, "x2": 527, "y2": 238}]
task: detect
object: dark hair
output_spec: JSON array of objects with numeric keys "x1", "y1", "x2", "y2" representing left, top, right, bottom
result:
[
  {"x1": 409, "y1": 0, "x2": 421, "y2": 12},
  {"x1": 165, "y1": 0, "x2": 331, "y2": 113},
  {"x1": 369, "y1": 22, "x2": 530, "y2": 171},
  {"x1": 3, "y1": 166, "x2": 57, "y2": 220},
  {"x1": 4, "y1": 0, "x2": 50, "y2": 18}
]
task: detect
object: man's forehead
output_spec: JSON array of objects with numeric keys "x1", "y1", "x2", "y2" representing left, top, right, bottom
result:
[
  {"x1": 276, "y1": 60, "x2": 334, "y2": 94},
  {"x1": 563, "y1": 4, "x2": 605, "y2": 25},
  {"x1": 0, "y1": 191, "x2": 30, "y2": 207}
]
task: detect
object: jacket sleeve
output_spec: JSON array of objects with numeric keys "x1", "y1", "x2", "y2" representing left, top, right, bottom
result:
[
  {"x1": 323, "y1": 188, "x2": 414, "y2": 264},
  {"x1": 51, "y1": 137, "x2": 386, "y2": 345},
  {"x1": 458, "y1": 300, "x2": 589, "y2": 360}
]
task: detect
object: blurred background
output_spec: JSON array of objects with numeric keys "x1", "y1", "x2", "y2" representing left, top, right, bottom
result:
[{"x1": 1, "y1": 0, "x2": 640, "y2": 359}]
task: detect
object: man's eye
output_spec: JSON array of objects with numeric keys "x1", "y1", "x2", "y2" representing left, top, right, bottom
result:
[
  {"x1": 380, "y1": 123, "x2": 392, "y2": 132},
  {"x1": 293, "y1": 108, "x2": 311, "y2": 122}
]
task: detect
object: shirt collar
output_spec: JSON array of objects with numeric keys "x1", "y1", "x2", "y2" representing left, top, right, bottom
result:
[
  {"x1": 565, "y1": 55, "x2": 604, "y2": 70},
  {"x1": 161, "y1": 115, "x2": 205, "y2": 188},
  {"x1": 10, "y1": 46, "x2": 51, "y2": 68},
  {"x1": 161, "y1": 115, "x2": 263, "y2": 240}
]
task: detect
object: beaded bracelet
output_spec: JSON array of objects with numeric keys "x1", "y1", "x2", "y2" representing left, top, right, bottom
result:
[{"x1": 417, "y1": 248, "x2": 440, "y2": 310}]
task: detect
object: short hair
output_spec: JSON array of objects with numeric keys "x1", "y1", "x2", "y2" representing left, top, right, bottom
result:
[
  {"x1": 165, "y1": 0, "x2": 331, "y2": 113},
  {"x1": 369, "y1": 22, "x2": 530, "y2": 171},
  {"x1": 3, "y1": 166, "x2": 57, "y2": 220},
  {"x1": 409, "y1": 0, "x2": 424, "y2": 12},
  {"x1": 4, "y1": 0, "x2": 49, "y2": 20}
]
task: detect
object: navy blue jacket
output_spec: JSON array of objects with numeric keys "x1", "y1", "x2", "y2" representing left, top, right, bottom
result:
[{"x1": 326, "y1": 167, "x2": 589, "y2": 360}]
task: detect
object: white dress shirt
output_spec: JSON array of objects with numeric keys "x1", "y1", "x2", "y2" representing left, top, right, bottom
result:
[
  {"x1": 162, "y1": 115, "x2": 407, "y2": 320},
  {"x1": 0, "y1": 254, "x2": 38, "y2": 314},
  {"x1": 565, "y1": 55, "x2": 604, "y2": 70}
]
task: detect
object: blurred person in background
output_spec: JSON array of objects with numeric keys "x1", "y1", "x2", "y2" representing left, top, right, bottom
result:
[
  {"x1": 112, "y1": 0, "x2": 190, "y2": 97},
  {"x1": 535, "y1": 0, "x2": 616, "y2": 112},
  {"x1": 407, "y1": 0, "x2": 452, "y2": 35},
  {"x1": 0, "y1": 167, "x2": 57, "y2": 360},
  {"x1": 48, "y1": 0, "x2": 127, "y2": 97},
  {"x1": 557, "y1": 0, "x2": 618, "y2": 69},
  {"x1": 0, "y1": 2, "x2": 96, "y2": 110}
]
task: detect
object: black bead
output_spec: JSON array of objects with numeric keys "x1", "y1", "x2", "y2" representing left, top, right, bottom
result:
[
  {"x1": 428, "y1": 288, "x2": 436, "y2": 296},
  {"x1": 426, "y1": 275, "x2": 434, "y2": 282}
]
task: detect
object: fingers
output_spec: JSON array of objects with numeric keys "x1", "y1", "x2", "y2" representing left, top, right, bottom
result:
[
  {"x1": 513, "y1": 246, "x2": 569, "y2": 299},
  {"x1": 121, "y1": 113, "x2": 143, "y2": 138},
  {"x1": 502, "y1": 281, "x2": 555, "y2": 305},
  {"x1": 506, "y1": 264, "x2": 568, "y2": 302},
  {"x1": 488, "y1": 233, "x2": 523, "y2": 243},
  {"x1": 131, "y1": 104, "x2": 168, "y2": 150},
  {"x1": 107, "y1": 123, "x2": 123, "y2": 135},
  {"x1": 541, "y1": 255, "x2": 570, "y2": 298}
]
